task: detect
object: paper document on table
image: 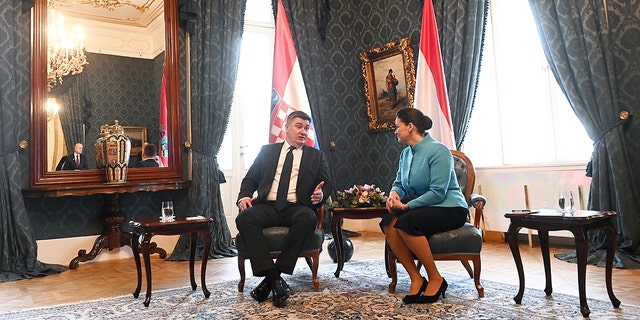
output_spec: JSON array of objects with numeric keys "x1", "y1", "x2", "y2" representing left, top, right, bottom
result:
[
  {"x1": 528, "y1": 209, "x2": 565, "y2": 216},
  {"x1": 187, "y1": 215, "x2": 206, "y2": 220}
]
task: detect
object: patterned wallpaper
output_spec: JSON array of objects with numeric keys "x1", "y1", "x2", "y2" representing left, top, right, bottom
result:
[
  {"x1": 313, "y1": 0, "x2": 423, "y2": 193},
  {"x1": 19, "y1": 0, "x2": 640, "y2": 240}
]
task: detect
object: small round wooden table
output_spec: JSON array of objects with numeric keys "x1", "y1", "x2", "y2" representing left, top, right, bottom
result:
[
  {"x1": 330, "y1": 206, "x2": 388, "y2": 278},
  {"x1": 130, "y1": 216, "x2": 212, "y2": 307},
  {"x1": 504, "y1": 209, "x2": 620, "y2": 317}
]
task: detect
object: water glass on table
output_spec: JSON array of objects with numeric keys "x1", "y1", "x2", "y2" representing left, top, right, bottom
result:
[{"x1": 161, "y1": 201, "x2": 175, "y2": 222}]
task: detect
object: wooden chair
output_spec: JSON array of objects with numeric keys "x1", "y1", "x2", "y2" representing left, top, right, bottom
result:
[
  {"x1": 386, "y1": 150, "x2": 486, "y2": 297},
  {"x1": 235, "y1": 205, "x2": 325, "y2": 292}
]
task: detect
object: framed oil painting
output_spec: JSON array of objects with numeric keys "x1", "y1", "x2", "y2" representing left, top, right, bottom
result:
[
  {"x1": 123, "y1": 126, "x2": 147, "y2": 156},
  {"x1": 360, "y1": 37, "x2": 416, "y2": 131}
]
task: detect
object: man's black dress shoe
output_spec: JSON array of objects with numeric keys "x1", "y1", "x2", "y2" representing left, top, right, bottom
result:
[
  {"x1": 250, "y1": 278, "x2": 272, "y2": 302},
  {"x1": 271, "y1": 278, "x2": 290, "y2": 307}
]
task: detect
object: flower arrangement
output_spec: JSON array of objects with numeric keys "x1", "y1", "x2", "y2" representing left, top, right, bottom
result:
[{"x1": 331, "y1": 184, "x2": 388, "y2": 208}]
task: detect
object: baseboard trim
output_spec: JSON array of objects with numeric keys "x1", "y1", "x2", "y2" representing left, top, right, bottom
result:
[{"x1": 483, "y1": 230, "x2": 575, "y2": 247}]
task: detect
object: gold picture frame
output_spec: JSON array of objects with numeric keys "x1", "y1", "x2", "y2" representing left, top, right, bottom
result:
[
  {"x1": 360, "y1": 37, "x2": 416, "y2": 131},
  {"x1": 100, "y1": 125, "x2": 147, "y2": 156}
]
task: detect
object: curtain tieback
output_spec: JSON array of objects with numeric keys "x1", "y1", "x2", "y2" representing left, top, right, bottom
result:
[
  {"x1": 0, "y1": 140, "x2": 29, "y2": 157},
  {"x1": 593, "y1": 111, "x2": 631, "y2": 146}
]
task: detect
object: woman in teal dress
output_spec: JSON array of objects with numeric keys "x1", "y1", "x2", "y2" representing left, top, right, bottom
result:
[{"x1": 381, "y1": 107, "x2": 469, "y2": 304}]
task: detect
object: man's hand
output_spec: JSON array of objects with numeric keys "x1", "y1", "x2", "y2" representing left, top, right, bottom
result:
[
  {"x1": 310, "y1": 181, "x2": 325, "y2": 205},
  {"x1": 238, "y1": 197, "x2": 256, "y2": 211}
]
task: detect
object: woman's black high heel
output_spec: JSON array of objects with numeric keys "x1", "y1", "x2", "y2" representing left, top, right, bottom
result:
[
  {"x1": 413, "y1": 278, "x2": 447, "y2": 304},
  {"x1": 402, "y1": 277, "x2": 428, "y2": 303}
]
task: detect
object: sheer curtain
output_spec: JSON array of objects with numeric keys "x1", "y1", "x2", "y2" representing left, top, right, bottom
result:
[
  {"x1": 168, "y1": 0, "x2": 246, "y2": 260},
  {"x1": 529, "y1": 0, "x2": 640, "y2": 268}
]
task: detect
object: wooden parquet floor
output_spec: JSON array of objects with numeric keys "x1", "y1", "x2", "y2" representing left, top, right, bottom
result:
[{"x1": 1, "y1": 232, "x2": 639, "y2": 312}]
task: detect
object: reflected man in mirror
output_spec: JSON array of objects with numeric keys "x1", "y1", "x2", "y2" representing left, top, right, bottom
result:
[
  {"x1": 55, "y1": 143, "x2": 88, "y2": 170},
  {"x1": 133, "y1": 143, "x2": 163, "y2": 168},
  {"x1": 135, "y1": 141, "x2": 149, "y2": 162}
]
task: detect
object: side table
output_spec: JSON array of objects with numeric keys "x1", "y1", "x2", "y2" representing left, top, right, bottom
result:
[
  {"x1": 330, "y1": 206, "x2": 388, "y2": 278},
  {"x1": 130, "y1": 216, "x2": 213, "y2": 307},
  {"x1": 504, "y1": 209, "x2": 620, "y2": 317}
]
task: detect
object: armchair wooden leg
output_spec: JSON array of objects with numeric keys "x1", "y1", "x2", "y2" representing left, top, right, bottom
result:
[
  {"x1": 386, "y1": 249, "x2": 398, "y2": 294},
  {"x1": 311, "y1": 253, "x2": 320, "y2": 291},
  {"x1": 461, "y1": 260, "x2": 474, "y2": 278},
  {"x1": 304, "y1": 256, "x2": 313, "y2": 270},
  {"x1": 472, "y1": 257, "x2": 484, "y2": 298}
]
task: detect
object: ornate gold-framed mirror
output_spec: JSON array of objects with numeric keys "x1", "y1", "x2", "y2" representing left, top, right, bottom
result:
[{"x1": 29, "y1": 0, "x2": 183, "y2": 195}]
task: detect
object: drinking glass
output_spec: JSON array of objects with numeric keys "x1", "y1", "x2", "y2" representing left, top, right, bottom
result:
[
  {"x1": 161, "y1": 201, "x2": 175, "y2": 222},
  {"x1": 567, "y1": 190, "x2": 575, "y2": 212},
  {"x1": 558, "y1": 191, "x2": 565, "y2": 212}
]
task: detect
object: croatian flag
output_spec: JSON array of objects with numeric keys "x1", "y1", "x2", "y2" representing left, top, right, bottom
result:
[
  {"x1": 269, "y1": 0, "x2": 319, "y2": 149},
  {"x1": 414, "y1": 0, "x2": 456, "y2": 149},
  {"x1": 159, "y1": 72, "x2": 168, "y2": 166}
]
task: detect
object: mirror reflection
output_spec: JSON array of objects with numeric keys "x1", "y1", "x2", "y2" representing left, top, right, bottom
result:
[{"x1": 45, "y1": 0, "x2": 166, "y2": 172}]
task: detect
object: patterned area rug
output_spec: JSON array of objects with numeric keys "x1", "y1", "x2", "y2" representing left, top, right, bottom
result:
[{"x1": 2, "y1": 260, "x2": 637, "y2": 319}]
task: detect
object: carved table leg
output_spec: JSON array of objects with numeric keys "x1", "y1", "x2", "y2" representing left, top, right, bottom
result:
[
  {"x1": 538, "y1": 230, "x2": 553, "y2": 296},
  {"x1": 331, "y1": 215, "x2": 344, "y2": 278},
  {"x1": 142, "y1": 233, "x2": 153, "y2": 307},
  {"x1": 506, "y1": 223, "x2": 525, "y2": 304},
  {"x1": 604, "y1": 224, "x2": 621, "y2": 308},
  {"x1": 573, "y1": 226, "x2": 591, "y2": 317},
  {"x1": 132, "y1": 232, "x2": 142, "y2": 298},
  {"x1": 69, "y1": 194, "x2": 166, "y2": 269},
  {"x1": 189, "y1": 232, "x2": 197, "y2": 290},
  {"x1": 200, "y1": 229, "x2": 212, "y2": 298}
]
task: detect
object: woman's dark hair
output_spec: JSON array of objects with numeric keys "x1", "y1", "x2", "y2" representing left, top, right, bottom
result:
[{"x1": 396, "y1": 108, "x2": 433, "y2": 135}]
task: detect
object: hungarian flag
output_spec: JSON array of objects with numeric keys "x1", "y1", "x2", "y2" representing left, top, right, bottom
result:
[
  {"x1": 159, "y1": 71, "x2": 168, "y2": 166},
  {"x1": 414, "y1": 0, "x2": 456, "y2": 149},
  {"x1": 269, "y1": 0, "x2": 319, "y2": 149}
]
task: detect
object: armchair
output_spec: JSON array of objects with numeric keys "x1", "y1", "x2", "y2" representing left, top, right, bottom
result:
[
  {"x1": 386, "y1": 150, "x2": 487, "y2": 297},
  {"x1": 235, "y1": 205, "x2": 325, "y2": 292}
]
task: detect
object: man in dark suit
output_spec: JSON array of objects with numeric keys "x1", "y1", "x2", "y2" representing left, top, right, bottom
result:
[
  {"x1": 55, "y1": 142, "x2": 88, "y2": 170},
  {"x1": 133, "y1": 143, "x2": 161, "y2": 168},
  {"x1": 236, "y1": 111, "x2": 333, "y2": 308}
]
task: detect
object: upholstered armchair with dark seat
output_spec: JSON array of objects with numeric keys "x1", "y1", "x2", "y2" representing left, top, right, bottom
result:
[
  {"x1": 235, "y1": 206, "x2": 325, "y2": 292},
  {"x1": 386, "y1": 150, "x2": 487, "y2": 297}
]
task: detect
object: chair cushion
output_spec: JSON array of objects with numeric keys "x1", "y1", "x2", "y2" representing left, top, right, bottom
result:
[
  {"x1": 236, "y1": 227, "x2": 324, "y2": 254},
  {"x1": 429, "y1": 223, "x2": 482, "y2": 254}
]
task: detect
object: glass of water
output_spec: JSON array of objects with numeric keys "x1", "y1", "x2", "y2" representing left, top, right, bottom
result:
[{"x1": 161, "y1": 201, "x2": 175, "y2": 222}]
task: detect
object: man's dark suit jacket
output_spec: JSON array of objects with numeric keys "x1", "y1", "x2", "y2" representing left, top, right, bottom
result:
[
  {"x1": 55, "y1": 154, "x2": 88, "y2": 170},
  {"x1": 237, "y1": 143, "x2": 333, "y2": 208},
  {"x1": 133, "y1": 159, "x2": 160, "y2": 168}
]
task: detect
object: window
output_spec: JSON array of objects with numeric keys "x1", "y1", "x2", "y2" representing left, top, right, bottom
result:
[
  {"x1": 217, "y1": 0, "x2": 274, "y2": 171},
  {"x1": 462, "y1": 0, "x2": 593, "y2": 167}
]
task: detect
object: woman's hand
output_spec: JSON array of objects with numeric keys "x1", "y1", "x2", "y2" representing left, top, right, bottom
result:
[{"x1": 386, "y1": 191, "x2": 401, "y2": 212}]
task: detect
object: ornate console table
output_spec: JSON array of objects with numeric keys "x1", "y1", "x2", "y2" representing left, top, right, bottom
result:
[{"x1": 23, "y1": 180, "x2": 189, "y2": 269}]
